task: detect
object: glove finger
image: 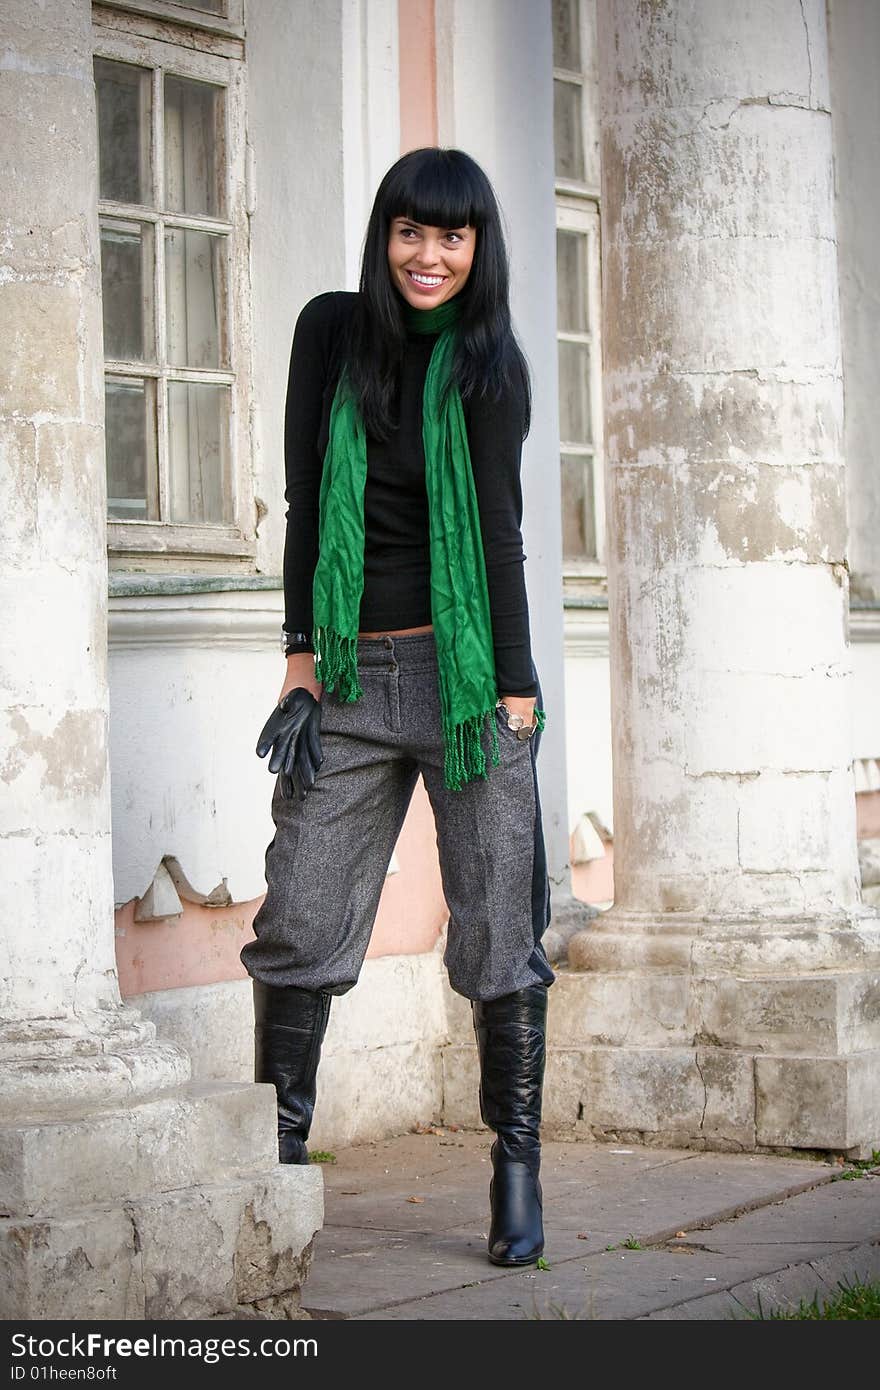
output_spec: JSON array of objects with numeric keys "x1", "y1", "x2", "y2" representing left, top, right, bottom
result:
[
  {"x1": 281, "y1": 727, "x2": 305, "y2": 779},
  {"x1": 291, "y1": 761, "x2": 308, "y2": 803},
  {"x1": 256, "y1": 708, "x2": 284, "y2": 758},
  {"x1": 268, "y1": 728, "x2": 295, "y2": 775},
  {"x1": 294, "y1": 743, "x2": 318, "y2": 795},
  {"x1": 278, "y1": 772, "x2": 295, "y2": 801},
  {"x1": 303, "y1": 715, "x2": 324, "y2": 772},
  {"x1": 281, "y1": 706, "x2": 311, "y2": 745}
]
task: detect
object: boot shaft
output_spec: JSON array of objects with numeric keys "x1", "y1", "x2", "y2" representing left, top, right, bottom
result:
[
  {"x1": 472, "y1": 983, "x2": 548, "y2": 1161},
  {"x1": 252, "y1": 980, "x2": 332, "y2": 1163}
]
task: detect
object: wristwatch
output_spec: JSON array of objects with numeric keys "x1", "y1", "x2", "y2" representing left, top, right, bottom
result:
[
  {"x1": 281, "y1": 627, "x2": 313, "y2": 656},
  {"x1": 496, "y1": 698, "x2": 537, "y2": 740}
]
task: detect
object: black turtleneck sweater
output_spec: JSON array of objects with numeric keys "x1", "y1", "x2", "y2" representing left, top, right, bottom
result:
[{"x1": 282, "y1": 291, "x2": 538, "y2": 697}]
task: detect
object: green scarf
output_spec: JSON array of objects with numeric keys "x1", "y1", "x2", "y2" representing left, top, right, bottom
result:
[{"x1": 312, "y1": 298, "x2": 504, "y2": 790}]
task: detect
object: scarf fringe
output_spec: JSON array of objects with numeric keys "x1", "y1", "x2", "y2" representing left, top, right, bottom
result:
[
  {"x1": 313, "y1": 626, "x2": 363, "y2": 703},
  {"x1": 443, "y1": 708, "x2": 501, "y2": 792}
]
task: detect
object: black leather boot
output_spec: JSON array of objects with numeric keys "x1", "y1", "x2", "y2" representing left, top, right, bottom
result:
[
  {"x1": 472, "y1": 983, "x2": 548, "y2": 1266},
  {"x1": 253, "y1": 980, "x2": 332, "y2": 1164}
]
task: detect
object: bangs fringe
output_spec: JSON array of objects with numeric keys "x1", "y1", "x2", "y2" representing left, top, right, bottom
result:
[{"x1": 382, "y1": 148, "x2": 493, "y2": 230}]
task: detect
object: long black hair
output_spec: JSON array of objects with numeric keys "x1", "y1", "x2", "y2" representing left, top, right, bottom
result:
[{"x1": 343, "y1": 147, "x2": 531, "y2": 441}]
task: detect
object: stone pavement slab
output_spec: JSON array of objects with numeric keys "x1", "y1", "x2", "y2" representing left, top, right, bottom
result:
[{"x1": 301, "y1": 1131, "x2": 878, "y2": 1320}]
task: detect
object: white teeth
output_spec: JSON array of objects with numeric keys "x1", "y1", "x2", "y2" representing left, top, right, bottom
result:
[{"x1": 410, "y1": 273, "x2": 444, "y2": 286}]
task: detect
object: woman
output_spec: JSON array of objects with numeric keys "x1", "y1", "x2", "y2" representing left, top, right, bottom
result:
[{"x1": 241, "y1": 147, "x2": 554, "y2": 1268}]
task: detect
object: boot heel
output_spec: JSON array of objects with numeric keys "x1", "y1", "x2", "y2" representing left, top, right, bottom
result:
[{"x1": 487, "y1": 1150, "x2": 545, "y2": 1266}]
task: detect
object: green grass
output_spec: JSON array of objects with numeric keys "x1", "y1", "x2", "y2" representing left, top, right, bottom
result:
[
  {"x1": 755, "y1": 1278, "x2": 880, "y2": 1320},
  {"x1": 621, "y1": 1235, "x2": 643, "y2": 1250},
  {"x1": 831, "y1": 1150, "x2": 880, "y2": 1182},
  {"x1": 308, "y1": 1150, "x2": 337, "y2": 1164}
]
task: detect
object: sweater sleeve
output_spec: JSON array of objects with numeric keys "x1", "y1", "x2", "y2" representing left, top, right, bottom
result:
[
  {"x1": 465, "y1": 373, "x2": 539, "y2": 699},
  {"x1": 281, "y1": 293, "x2": 345, "y2": 648}
]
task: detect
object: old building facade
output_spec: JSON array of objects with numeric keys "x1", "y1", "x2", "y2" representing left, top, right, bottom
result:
[{"x1": 2, "y1": 0, "x2": 878, "y2": 1318}]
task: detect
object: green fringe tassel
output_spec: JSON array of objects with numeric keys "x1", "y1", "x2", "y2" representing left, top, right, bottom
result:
[
  {"x1": 443, "y1": 708, "x2": 500, "y2": 792},
  {"x1": 313, "y1": 625, "x2": 363, "y2": 703},
  {"x1": 535, "y1": 706, "x2": 547, "y2": 732}
]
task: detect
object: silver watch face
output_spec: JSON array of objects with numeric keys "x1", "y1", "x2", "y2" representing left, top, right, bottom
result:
[{"x1": 497, "y1": 701, "x2": 536, "y2": 739}]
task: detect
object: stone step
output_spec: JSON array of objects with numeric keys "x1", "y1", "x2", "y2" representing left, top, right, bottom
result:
[
  {"x1": 0, "y1": 1081, "x2": 281, "y2": 1216},
  {"x1": 1, "y1": 1164, "x2": 324, "y2": 1320},
  {"x1": 442, "y1": 1040, "x2": 880, "y2": 1156}
]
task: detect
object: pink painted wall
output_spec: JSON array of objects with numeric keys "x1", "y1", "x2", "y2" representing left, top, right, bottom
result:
[
  {"x1": 399, "y1": 0, "x2": 437, "y2": 151},
  {"x1": 857, "y1": 791, "x2": 880, "y2": 839},
  {"x1": 572, "y1": 848, "x2": 614, "y2": 907},
  {"x1": 116, "y1": 776, "x2": 448, "y2": 998}
]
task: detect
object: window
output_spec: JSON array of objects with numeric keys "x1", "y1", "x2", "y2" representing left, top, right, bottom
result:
[
  {"x1": 94, "y1": 10, "x2": 252, "y2": 560},
  {"x1": 552, "y1": 0, "x2": 605, "y2": 576}
]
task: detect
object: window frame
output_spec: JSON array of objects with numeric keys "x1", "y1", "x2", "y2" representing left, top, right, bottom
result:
[
  {"x1": 93, "y1": 0, "x2": 245, "y2": 40},
  {"x1": 556, "y1": 195, "x2": 605, "y2": 574},
  {"x1": 94, "y1": 23, "x2": 254, "y2": 562},
  {"x1": 553, "y1": 0, "x2": 605, "y2": 586},
  {"x1": 552, "y1": 0, "x2": 601, "y2": 199}
]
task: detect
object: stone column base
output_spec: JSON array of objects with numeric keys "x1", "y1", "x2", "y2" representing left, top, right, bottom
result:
[
  {"x1": 441, "y1": 967, "x2": 880, "y2": 1159},
  {"x1": 0, "y1": 1081, "x2": 323, "y2": 1319},
  {"x1": 0, "y1": 1008, "x2": 192, "y2": 1115}
]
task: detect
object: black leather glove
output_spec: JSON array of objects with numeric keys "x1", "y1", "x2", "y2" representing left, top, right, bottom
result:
[{"x1": 256, "y1": 687, "x2": 324, "y2": 802}]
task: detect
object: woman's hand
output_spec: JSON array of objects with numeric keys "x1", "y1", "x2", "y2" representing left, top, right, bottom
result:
[
  {"x1": 256, "y1": 686, "x2": 324, "y2": 801},
  {"x1": 498, "y1": 695, "x2": 537, "y2": 729},
  {"x1": 257, "y1": 654, "x2": 325, "y2": 801}
]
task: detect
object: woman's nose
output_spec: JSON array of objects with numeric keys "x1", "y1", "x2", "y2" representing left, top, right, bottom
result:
[{"x1": 415, "y1": 240, "x2": 441, "y2": 264}]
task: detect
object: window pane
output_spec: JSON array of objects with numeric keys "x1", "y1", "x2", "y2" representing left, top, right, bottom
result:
[
  {"x1": 562, "y1": 453, "x2": 596, "y2": 562},
  {"x1": 552, "y1": 0, "x2": 581, "y2": 71},
  {"x1": 105, "y1": 376, "x2": 158, "y2": 520},
  {"x1": 100, "y1": 219, "x2": 154, "y2": 362},
  {"x1": 95, "y1": 59, "x2": 152, "y2": 205},
  {"x1": 164, "y1": 228, "x2": 227, "y2": 369},
  {"x1": 164, "y1": 75, "x2": 224, "y2": 217},
  {"x1": 167, "y1": 381, "x2": 231, "y2": 524},
  {"x1": 556, "y1": 230, "x2": 589, "y2": 334},
  {"x1": 558, "y1": 339, "x2": 591, "y2": 444},
  {"x1": 554, "y1": 79, "x2": 585, "y2": 182}
]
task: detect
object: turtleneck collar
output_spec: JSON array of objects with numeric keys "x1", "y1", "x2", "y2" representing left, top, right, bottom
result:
[{"x1": 402, "y1": 297, "x2": 461, "y2": 335}]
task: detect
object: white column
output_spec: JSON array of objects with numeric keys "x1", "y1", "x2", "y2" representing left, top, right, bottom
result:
[
  {"x1": 0, "y1": 0, "x2": 322, "y2": 1318},
  {"x1": 565, "y1": 0, "x2": 880, "y2": 1156}
]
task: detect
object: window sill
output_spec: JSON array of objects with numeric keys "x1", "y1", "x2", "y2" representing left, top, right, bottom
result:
[
  {"x1": 109, "y1": 573, "x2": 281, "y2": 599},
  {"x1": 108, "y1": 521, "x2": 255, "y2": 561}
]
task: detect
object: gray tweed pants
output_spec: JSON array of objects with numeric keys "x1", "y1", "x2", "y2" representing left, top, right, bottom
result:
[{"x1": 241, "y1": 631, "x2": 554, "y2": 1001}]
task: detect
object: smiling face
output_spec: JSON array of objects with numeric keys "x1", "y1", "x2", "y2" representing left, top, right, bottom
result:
[{"x1": 387, "y1": 216, "x2": 477, "y2": 310}]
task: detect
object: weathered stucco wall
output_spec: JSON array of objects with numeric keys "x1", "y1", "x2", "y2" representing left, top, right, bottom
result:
[{"x1": 249, "y1": 0, "x2": 349, "y2": 581}]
